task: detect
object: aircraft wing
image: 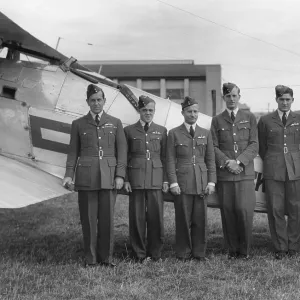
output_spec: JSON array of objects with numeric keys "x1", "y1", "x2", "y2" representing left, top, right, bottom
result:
[
  {"x1": 0, "y1": 12, "x2": 67, "y2": 63},
  {"x1": 0, "y1": 155, "x2": 71, "y2": 209}
]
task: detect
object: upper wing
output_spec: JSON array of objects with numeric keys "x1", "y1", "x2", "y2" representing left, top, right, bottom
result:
[
  {"x1": 0, "y1": 11, "x2": 67, "y2": 63},
  {"x1": 0, "y1": 155, "x2": 71, "y2": 208}
]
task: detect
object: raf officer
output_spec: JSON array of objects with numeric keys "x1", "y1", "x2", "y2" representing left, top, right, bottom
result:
[
  {"x1": 124, "y1": 95, "x2": 168, "y2": 262},
  {"x1": 211, "y1": 82, "x2": 258, "y2": 260},
  {"x1": 258, "y1": 85, "x2": 300, "y2": 259},
  {"x1": 167, "y1": 96, "x2": 216, "y2": 261},
  {"x1": 63, "y1": 84, "x2": 127, "y2": 267}
]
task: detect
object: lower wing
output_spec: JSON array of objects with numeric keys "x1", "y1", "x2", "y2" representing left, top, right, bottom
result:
[{"x1": 0, "y1": 155, "x2": 71, "y2": 208}]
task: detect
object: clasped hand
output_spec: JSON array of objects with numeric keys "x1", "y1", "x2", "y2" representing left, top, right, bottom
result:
[{"x1": 225, "y1": 160, "x2": 243, "y2": 174}]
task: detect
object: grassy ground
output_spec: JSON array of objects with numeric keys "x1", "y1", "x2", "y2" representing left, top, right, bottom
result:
[{"x1": 1, "y1": 194, "x2": 300, "y2": 300}]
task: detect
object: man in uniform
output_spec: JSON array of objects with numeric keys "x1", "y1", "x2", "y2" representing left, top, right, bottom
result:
[
  {"x1": 167, "y1": 96, "x2": 216, "y2": 261},
  {"x1": 258, "y1": 85, "x2": 300, "y2": 259},
  {"x1": 211, "y1": 82, "x2": 258, "y2": 260},
  {"x1": 63, "y1": 84, "x2": 127, "y2": 267},
  {"x1": 124, "y1": 95, "x2": 168, "y2": 262}
]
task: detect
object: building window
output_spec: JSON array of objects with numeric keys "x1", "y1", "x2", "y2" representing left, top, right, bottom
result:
[
  {"x1": 143, "y1": 89, "x2": 160, "y2": 97},
  {"x1": 166, "y1": 88, "x2": 184, "y2": 100}
]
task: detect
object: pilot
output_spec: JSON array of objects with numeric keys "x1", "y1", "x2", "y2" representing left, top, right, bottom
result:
[
  {"x1": 124, "y1": 95, "x2": 168, "y2": 262},
  {"x1": 258, "y1": 85, "x2": 300, "y2": 259},
  {"x1": 166, "y1": 96, "x2": 216, "y2": 261},
  {"x1": 63, "y1": 84, "x2": 127, "y2": 267},
  {"x1": 210, "y1": 82, "x2": 258, "y2": 260}
]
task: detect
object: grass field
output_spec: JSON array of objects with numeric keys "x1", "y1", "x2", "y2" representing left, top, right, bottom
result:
[{"x1": 1, "y1": 194, "x2": 300, "y2": 300}]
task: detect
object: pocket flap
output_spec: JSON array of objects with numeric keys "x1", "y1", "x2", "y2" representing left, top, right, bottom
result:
[
  {"x1": 152, "y1": 160, "x2": 163, "y2": 168},
  {"x1": 237, "y1": 122, "x2": 250, "y2": 130},
  {"x1": 77, "y1": 160, "x2": 92, "y2": 167},
  {"x1": 196, "y1": 139, "x2": 207, "y2": 145},
  {"x1": 107, "y1": 158, "x2": 117, "y2": 167},
  {"x1": 199, "y1": 164, "x2": 208, "y2": 172},
  {"x1": 128, "y1": 161, "x2": 141, "y2": 168}
]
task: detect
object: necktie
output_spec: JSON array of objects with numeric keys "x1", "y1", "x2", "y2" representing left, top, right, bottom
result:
[
  {"x1": 144, "y1": 122, "x2": 149, "y2": 132},
  {"x1": 282, "y1": 112, "x2": 287, "y2": 126},
  {"x1": 231, "y1": 111, "x2": 235, "y2": 122},
  {"x1": 95, "y1": 114, "x2": 100, "y2": 125},
  {"x1": 189, "y1": 125, "x2": 195, "y2": 138}
]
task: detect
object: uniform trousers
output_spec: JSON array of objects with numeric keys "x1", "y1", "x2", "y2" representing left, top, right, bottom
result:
[
  {"x1": 174, "y1": 194, "x2": 207, "y2": 259},
  {"x1": 265, "y1": 179, "x2": 300, "y2": 252},
  {"x1": 218, "y1": 180, "x2": 255, "y2": 255},
  {"x1": 129, "y1": 189, "x2": 164, "y2": 259},
  {"x1": 78, "y1": 190, "x2": 116, "y2": 264}
]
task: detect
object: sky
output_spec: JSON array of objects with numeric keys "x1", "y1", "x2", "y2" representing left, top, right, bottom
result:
[{"x1": 2, "y1": 0, "x2": 300, "y2": 112}]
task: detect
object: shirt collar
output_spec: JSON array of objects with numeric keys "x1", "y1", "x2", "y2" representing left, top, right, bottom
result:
[
  {"x1": 90, "y1": 110, "x2": 103, "y2": 120},
  {"x1": 184, "y1": 122, "x2": 197, "y2": 132},
  {"x1": 277, "y1": 109, "x2": 290, "y2": 119},
  {"x1": 140, "y1": 120, "x2": 152, "y2": 127},
  {"x1": 226, "y1": 107, "x2": 239, "y2": 116}
]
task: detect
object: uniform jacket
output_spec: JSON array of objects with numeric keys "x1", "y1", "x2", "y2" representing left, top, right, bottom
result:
[
  {"x1": 124, "y1": 121, "x2": 167, "y2": 189},
  {"x1": 65, "y1": 111, "x2": 127, "y2": 190},
  {"x1": 166, "y1": 124, "x2": 216, "y2": 195},
  {"x1": 211, "y1": 109, "x2": 258, "y2": 181},
  {"x1": 258, "y1": 110, "x2": 300, "y2": 181}
]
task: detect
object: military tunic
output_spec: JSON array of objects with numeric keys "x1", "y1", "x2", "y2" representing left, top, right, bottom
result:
[
  {"x1": 167, "y1": 124, "x2": 216, "y2": 259},
  {"x1": 211, "y1": 109, "x2": 258, "y2": 256},
  {"x1": 65, "y1": 111, "x2": 127, "y2": 264},
  {"x1": 258, "y1": 110, "x2": 300, "y2": 253},
  {"x1": 124, "y1": 121, "x2": 167, "y2": 259}
]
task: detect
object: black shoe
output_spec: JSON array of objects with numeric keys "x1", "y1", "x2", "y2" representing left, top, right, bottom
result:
[
  {"x1": 228, "y1": 252, "x2": 238, "y2": 260},
  {"x1": 238, "y1": 254, "x2": 250, "y2": 260},
  {"x1": 133, "y1": 257, "x2": 150, "y2": 263},
  {"x1": 99, "y1": 262, "x2": 117, "y2": 268},
  {"x1": 288, "y1": 250, "x2": 297, "y2": 257},
  {"x1": 83, "y1": 262, "x2": 98, "y2": 268},
  {"x1": 193, "y1": 257, "x2": 209, "y2": 262},
  {"x1": 151, "y1": 257, "x2": 162, "y2": 262},
  {"x1": 274, "y1": 252, "x2": 287, "y2": 260},
  {"x1": 176, "y1": 257, "x2": 188, "y2": 262}
]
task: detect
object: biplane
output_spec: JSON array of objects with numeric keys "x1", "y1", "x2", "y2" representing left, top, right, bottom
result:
[{"x1": 0, "y1": 11, "x2": 266, "y2": 210}]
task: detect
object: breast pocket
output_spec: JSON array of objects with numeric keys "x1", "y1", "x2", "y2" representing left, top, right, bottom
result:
[
  {"x1": 175, "y1": 143, "x2": 189, "y2": 156},
  {"x1": 288, "y1": 125, "x2": 300, "y2": 143},
  {"x1": 150, "y1": 136, "x2": 161, "y2": 152},
  {"x1": 218, "y1": 128, "x2": 230, "y2": 142},
  {"x1": 80, "y1": 130, "x2": 94, "y2": 148},
  {"x1": 131, "y1": 138, "x2": 143, "y2": 152},
  {"x1": 237, "y1": 123, "x2": 250, "y2": 140},
  {"x1": 268, "y1": 128, "x2": 281, "y2": 143},
  {"x1": 108, "y1": 131, "x2": 116, "y2": 147},
  {"x1": 196, "y1": 138, "x2": 207, "y2": 156}
]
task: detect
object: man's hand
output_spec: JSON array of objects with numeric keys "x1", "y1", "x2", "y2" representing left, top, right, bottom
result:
[
  {"x1": 170, "y1": 185, "x2": 181, "y2": 195},
  {"x1": 62, "y1": 177, "x2": 74, "y2": 191},
  {"x1": 115, "y1": 177, "x2": 124, "y2": 190},
  {"x1": 225, "y1": 160, "x2": 243, "y2": 174},
  {"x1": 124, "y1": 182, "x2": 132, "y2": 193},
  {"x1": 232, "y1": 165, "x2": 244, "y2": 174},
  {"x1": 162, "y1": 182, "x2": 169, "y2": 193},
  {"x1": 205, "y1": 184, "x2": 215, "y2": 195}
]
